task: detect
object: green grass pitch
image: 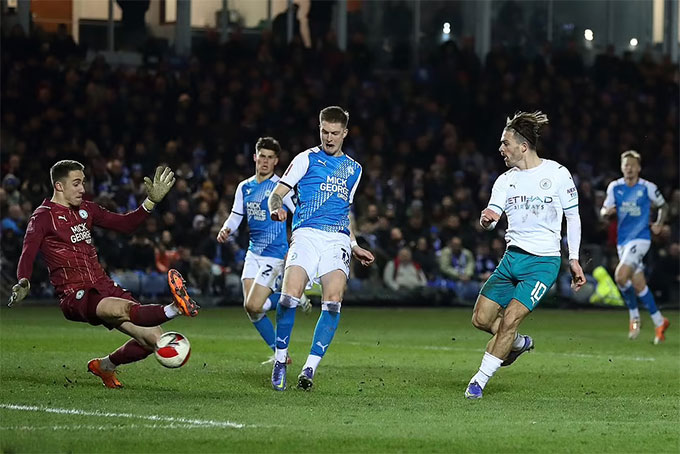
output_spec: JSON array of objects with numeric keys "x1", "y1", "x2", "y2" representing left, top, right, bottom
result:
[{"x1": 1, "y1": 306, "x2": 678, "y2": 453}]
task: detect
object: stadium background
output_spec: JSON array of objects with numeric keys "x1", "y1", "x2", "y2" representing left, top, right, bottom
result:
[{"x1": 0, "y1": 0, "x2": 678, "y2": 309}]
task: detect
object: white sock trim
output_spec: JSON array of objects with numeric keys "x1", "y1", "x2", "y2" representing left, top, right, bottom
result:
[
  {"x1": 275, "y1": 348, "x2": 288, "y2": 363},
  {"x1": 164, "y1": 304, "x2": 181, "y2": 319},
  {"x1": 629, "y1": 308, "x2": 640, "y2": 320},
  {"x1": 636, "y1": 286, "x2": 649, "y2": 298},
  {"x1": 303, "y1": 355, "x2": 322, "y2": 372},
  {"x1": 100, "y1": 356, "x2": 116, "y2": 371}
]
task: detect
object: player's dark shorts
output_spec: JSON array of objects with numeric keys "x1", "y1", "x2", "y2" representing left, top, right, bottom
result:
[{"x1": 58, "y1": 278, "x2": 139, "y2": 329}]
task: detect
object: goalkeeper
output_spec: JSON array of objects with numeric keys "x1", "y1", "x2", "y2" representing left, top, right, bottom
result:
[{"x1": 8, "y1": 160, "x2": 199, "y2": 388}]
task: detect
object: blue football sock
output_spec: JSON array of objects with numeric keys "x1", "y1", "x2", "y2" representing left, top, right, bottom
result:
[
  {"x1": 266, "y1": 292, "x2": 281, "y2": 312},
  {"x1": 310, "y1": 309, "x2": 340, "y2": 358},
  {"x1": 275, "y1": 300, "x2": 297, "y2": 350},
  {"x1": 618, "y1": 283, "x2": 638, "y2": 310},
  {"x1": 637, "y1": 286, "x2": 658, "y2": 314},
  {"x1": 252, "y1": 315, "x2": 276, "y2": 351}
]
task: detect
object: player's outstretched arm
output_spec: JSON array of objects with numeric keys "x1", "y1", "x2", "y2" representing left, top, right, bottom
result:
[
  {"x1": 349, "y1": 221, "x2": 374, "y2": 266},
  {"x1": 480, "y1": 208, "x2": 501, "y2": 230},
  {"x1": 268, "y1": 183, "x2": 291, "y2": 222},
  {"x1": 8, "y1": 278, "x2": 30, "y2": 307},
  {"x1": 143, "y1": 166, "x2": 176, "y2": 208}
]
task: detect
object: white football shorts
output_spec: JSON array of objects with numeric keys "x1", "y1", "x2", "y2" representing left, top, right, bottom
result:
[
  {"x1": 617, "y1": 239, "x2": 650, "y2": 273},
  {"x1": 241, "y1": 250, "x2": 284, "y2": 292},
  {"x1": 286, "y1": 227, "x2": 351, "y2": 285}
]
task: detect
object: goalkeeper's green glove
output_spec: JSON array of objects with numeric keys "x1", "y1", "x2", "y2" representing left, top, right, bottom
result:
[
  {"x1": 144, "y1": 166, "x2": 176, "y2": 203},
  {"x1": 8, "y1": 278, "x2": 30, "y2": 307}
]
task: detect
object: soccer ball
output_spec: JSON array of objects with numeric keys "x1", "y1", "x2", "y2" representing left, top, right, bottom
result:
[{"x1": 154, "y1": 331, "x2": 191, "y2": 368}]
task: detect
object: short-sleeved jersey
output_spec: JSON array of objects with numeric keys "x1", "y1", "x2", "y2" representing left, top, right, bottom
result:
[
  {"x1": 17, "y1": 199, "x2": 150, "y2": 294},
  {"x1": 231, "y1": 174, "x2": 296, "y2": 259},
  {"x1": 280, "y1": 146, "x2": 362, "y2": 236},
  {"x1": 602, "y1": 177, "x2": 665, "y2": 246},
  {"x1": 487, "y1": 159, "x2": 578, "y2": 257}
]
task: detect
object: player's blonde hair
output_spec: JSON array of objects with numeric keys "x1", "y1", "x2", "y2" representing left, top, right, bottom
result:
[
  {"x1": 621, "y1": 150, "x2": 641, "y2": 164},
  {"x1": 505, "y1": 111, "x2": 549, "y2": 150}
]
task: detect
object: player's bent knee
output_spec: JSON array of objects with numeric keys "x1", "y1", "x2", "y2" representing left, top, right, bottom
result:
[
  {"x1": 279, "y1": 293, "x2": 300, "y2": 308},
  {"x1": 321, "y1": 301, "x2": 341, "y2": 313},
  {"x1": 244, "y1": 297, "x2": 265, "y2": 314},
  {"x1": 471, "y1": 311, "x2": 491, "y2": 331}
]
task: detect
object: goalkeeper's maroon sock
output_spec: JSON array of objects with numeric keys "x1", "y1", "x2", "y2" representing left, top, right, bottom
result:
[
  {"x1": 128, "y1": 304, "x2": 169, "y2": 327},
  {"x1": 109, "y1": 339, "x2": 152, "y2": 365}
]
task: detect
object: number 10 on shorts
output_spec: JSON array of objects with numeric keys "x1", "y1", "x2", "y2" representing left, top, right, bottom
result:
[{"x1": 530, "y1": 281, "x2": 547, "y2": 305}]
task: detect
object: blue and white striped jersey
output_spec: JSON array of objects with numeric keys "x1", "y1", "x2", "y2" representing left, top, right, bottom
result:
[
  {"x1": 231, "y1": 174, "x2": 295, "y2": 258},
  {"x1": 603, "y1": 177, "x2": 665, "y2": 246},
  {"x1": 280, "y1": 146, "x2": 362, "y2": 236}
]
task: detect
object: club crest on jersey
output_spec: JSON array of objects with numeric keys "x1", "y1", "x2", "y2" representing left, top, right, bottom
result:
[
  {"x1": 265, "y1": 190, "x2": 271, "y2": 197},
  {"x1": 637, "y1": 190, "x2": 643, "y2": 197},
  {"x1": 540, "y1": 179, "x2": 552, "y2": 190},
  {"x1": 347, "y1": 166, "x2": 355, "y2": 176},
  {"x1": 75, "y1": 289, "x2": 85, "y2": 300},
  {"x1": 78, "y1": 209, "x2": 88, "y2": 219}
]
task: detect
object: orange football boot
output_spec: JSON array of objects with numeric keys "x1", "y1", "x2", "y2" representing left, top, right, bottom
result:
[
  {"x1": 654, "y1": 318, "x2": 670, "y2": 345},
  {"x1": 87, "y1": 358, "x2": 123, "y2": 388},
  {"x1": 168, "y1": 269, "x2": 199, "y2": 317}
]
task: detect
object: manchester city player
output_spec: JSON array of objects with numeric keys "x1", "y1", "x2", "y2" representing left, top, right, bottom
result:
[
  {"x1": 267, "y1": 106, "x2": 375, "y2": 391},
  {"x1": 217, "y1": 137, "x2": 309, "y2": 362},
  {"x1": 601, "y1": 150, "x2": 669, "y2": 344},
  {"x1": 465, "y1": 111, "x2": 586, "y2": 399}
]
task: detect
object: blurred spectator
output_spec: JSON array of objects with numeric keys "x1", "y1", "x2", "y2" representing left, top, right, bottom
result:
[
  {"x1": 439, "y1": 236, "x2": 479, "y2": 300},
  {"x1": 1, "y1": 204, "x2": 25, "y2": 235},
  {"x1": 383, "y1": 247, "x2": 427, "y2": 291}
]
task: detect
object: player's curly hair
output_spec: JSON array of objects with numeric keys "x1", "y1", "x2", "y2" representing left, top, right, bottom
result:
[
  {"x1": 505, "y1": 111, "x2": 549, "y2": 149},
  {"x1": 319, "y1": 106, "x2": 349, "y2": 128},
  {"x1": 50, "y1": 160, "x2": 84, "y2": 186},
  {"x1": 255, "y1": 136, "x2": 281, "y2": 156}
]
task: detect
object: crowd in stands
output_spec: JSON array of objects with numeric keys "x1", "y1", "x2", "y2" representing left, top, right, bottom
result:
[{"x1": 1, "y1": 22, "x2": 678, "y2": 305}]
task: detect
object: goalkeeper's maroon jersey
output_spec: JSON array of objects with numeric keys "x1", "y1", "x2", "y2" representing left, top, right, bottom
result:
[{"x1": 17, "y1": 199, "x2": 150, "y2": 295}]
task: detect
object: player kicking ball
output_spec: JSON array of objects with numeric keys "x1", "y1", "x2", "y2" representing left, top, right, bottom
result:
[
  {"x1": 465, "y1": 111, "x2": 585, "y2": 399},
  {"x1": 600, "y1": 150, "x2": 670, "y2": 344},
  {"x1": 8, "y1": 160, "x2": 199, "y2": 388},
  {"x1": 267, "y1": 106, "x2": 374, "y2": 391},
  {"x1": 216, "y1": 137, "x2": 310, "y2": 365}
]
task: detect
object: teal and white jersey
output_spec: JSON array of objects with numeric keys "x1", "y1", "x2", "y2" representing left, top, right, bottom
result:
[
  {"x1": 280, "y1": 146, "x2": 362, "y2": 236},
  {"x1": 487, "y1": 159, "x2": 578, "y2": 257},
  {"x1": 231, "y1": 174, "x2": 296, "y2": 259},
  {"x1": 602, "y1": 177, "x2": 665, "y2": 246}
]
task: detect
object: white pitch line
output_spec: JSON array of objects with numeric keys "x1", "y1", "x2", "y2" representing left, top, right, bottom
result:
[
  {"x1": 0, "y1": 404, "x2": 252, "y2": 429},
  {"x1": 0, "y1": 423, "x2": 208, "y2": 432},
  {"x1": 342, "y1": 341, "x2": 656, "y2": 362}
]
